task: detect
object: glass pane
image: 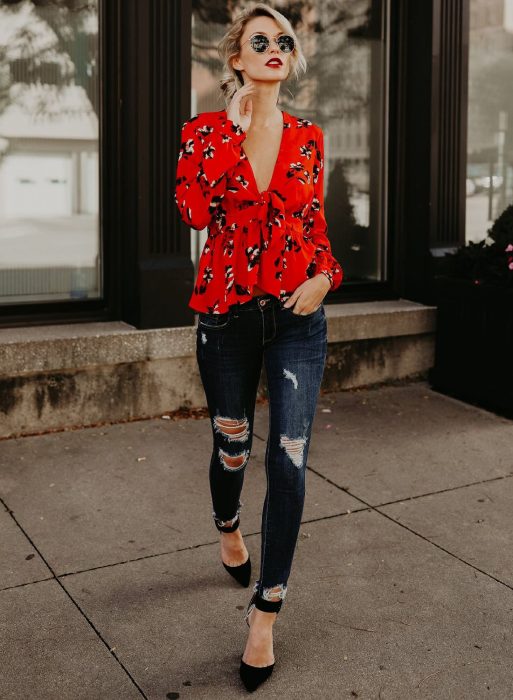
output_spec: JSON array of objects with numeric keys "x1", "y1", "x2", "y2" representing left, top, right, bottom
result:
[
  {"x1": 466, "y1": 0, "x2": 513, "y2": 242},
  {"x1": 0, "y1": 0, "x2": 100, "y2": 304},
  {"x1": 190, "y1": 0, "x2": 389, "y2": 284}
]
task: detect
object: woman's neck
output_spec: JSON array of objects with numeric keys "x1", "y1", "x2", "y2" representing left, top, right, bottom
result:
[{"x1": 243, "y1": 82, "x2": 281, "y2": 128}]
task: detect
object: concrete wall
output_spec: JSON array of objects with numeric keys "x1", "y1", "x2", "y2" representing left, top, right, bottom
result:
[{"x1": 0, "y1": 301, "x2": 436, "y2": 439}]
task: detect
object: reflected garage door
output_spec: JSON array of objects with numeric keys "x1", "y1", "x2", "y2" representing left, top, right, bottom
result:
[{"x1": 1, "y1": 153, "x2": 71, "y2": 218}]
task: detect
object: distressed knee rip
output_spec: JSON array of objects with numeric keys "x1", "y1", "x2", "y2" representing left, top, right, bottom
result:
[
  {"x1": 280, "y1": 435, "x2": 307, "y2": 468},
  {"x1": 262, "y1": 583, "x2": 288, "y2": 601},
  {"x1": 213, "y1": 415, "x2": 250, "y2": 442},
  {"x1": 218, "y1": 446, "x2": 250, "y2": 471}
]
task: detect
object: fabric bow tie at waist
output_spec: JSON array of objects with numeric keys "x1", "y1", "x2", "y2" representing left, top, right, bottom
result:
[
  {"x1": 251, "y1": 190, "x2": 303, "y2": 241},
  {"x1": 255, "y1": 190, "x2": 285, "y2": 232},
  {"x1": 231, "y1": 190, "x2": 307, "y2": 295}
]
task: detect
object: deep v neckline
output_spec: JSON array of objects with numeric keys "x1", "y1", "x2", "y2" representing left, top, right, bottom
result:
[{"x1": 240, "y1": 110, "x2": 287, "y2": 196}]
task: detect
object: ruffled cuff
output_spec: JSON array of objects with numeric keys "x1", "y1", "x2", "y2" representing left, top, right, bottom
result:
[{"x1": 317, "y1": 265, "x2": 343, "y2": 291}]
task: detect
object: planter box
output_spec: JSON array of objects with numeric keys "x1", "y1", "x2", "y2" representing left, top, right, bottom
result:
[{"x1": 429, "y1": 276, "x2": 513, "y2": 417}]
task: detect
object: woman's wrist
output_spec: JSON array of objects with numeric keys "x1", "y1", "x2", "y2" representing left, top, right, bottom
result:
[{"x1": 317, "y1": 271, "x2": 332, "y2": 291}]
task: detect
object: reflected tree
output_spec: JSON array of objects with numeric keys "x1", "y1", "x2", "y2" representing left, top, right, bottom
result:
[{"x1": 0, "y1": 0, "x2": 98, "y2": 118}]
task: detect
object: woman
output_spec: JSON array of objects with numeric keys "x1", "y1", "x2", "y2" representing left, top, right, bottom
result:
[{"x1": 175, "y1": 3, "x2": 343, "y2": 692}]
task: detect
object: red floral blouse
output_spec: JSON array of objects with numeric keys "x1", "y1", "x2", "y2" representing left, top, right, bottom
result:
[{"x1": 175, "y1": 109, "x2": 343, "y2": 314}]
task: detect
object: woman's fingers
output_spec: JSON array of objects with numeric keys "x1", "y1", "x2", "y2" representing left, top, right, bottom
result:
[
  {"x1": 242, "y1": 98, "x2": 252, "y2": 117},
  {"x1": 227, "y1": 82, "x2": 255, "y2": 127},
  {"x1": 234, "y1": 83, "x2": 254, "y2": 101},
  {"x1": 236, "y1": 87, "x2": 255, "y2": 110}
]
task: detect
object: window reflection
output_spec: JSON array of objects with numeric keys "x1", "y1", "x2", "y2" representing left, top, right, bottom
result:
[
  {"x1": 191, "y1": 0, "x2": 388, "y2": 284},
  {"x1": 466, "y1": 0, "x2": 513, "y2": 242},
  {"x1": 0, "y1": 0, "x2": 100, "y2": 304}
]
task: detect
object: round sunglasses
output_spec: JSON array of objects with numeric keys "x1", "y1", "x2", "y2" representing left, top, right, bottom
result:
[{"x1": 241, "y1": 33, "x2": 295, "y2": 54}]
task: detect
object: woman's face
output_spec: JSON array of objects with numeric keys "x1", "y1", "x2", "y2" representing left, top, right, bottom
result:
[{"x1": 232, "y1": 16, "x2": 292, "y2": 84}]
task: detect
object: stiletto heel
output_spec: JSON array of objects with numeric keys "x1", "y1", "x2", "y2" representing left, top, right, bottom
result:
[
  {"x1": 215, "y1": 516, "x2": 251, "y2": 587},
  {"x1": 240, "y1": 587, "x2": 283, "y2": 692},
  {"x1": 243, "y1": 589, "x2": 257, "y2": 628}
]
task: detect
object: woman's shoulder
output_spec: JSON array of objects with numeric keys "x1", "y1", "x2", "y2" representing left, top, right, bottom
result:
[
  {"x1": 181, "y1": 110, "x2": 227, "y2": 128},
  {"x1": 180, "y1": 110, "x2": 247, "y2": 139},
  {"x1": 181, "y1": 110, "x2": 248, "y2": 146},
  {"x1": 286, "y1": 111, "x2": 323, "y2": 136},
  {"x1": 183, "y1": 109, "x2": 321, "y2": 130}
]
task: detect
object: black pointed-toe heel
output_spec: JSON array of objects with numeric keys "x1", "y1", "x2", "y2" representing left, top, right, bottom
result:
[
  {"x1": 215, "y1": 516, "x2": 251, "y2": 587},
  {"x1": 222, "y1": 555, "x2": 251, "y2": 587},
  {"x1": 239, "y1": 588, "x2": 283, "y2": 692},
  {"x1": 239, "y1": 655, "x2": 275, "y2": 693}
]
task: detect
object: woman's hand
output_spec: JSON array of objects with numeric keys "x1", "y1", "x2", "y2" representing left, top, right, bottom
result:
[
  {"x1": 226, "y1": 80, "x2": 256, "y2": 132},
  {"x1": 283, "y1": 274, "x2": 331, "y2": 315}
]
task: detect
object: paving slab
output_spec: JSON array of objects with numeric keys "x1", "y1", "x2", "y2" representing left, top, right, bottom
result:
[
  {"x1": 285, "y1": 382, "x2": 513, "y2": 505},
  {"x1": 380, "y1": 476, "x2": 513, "y2": 587},
  {"x1": 3, "y1": 380, "x2": 513, "y2": 699},
  {"x1": 0, "y1": 417, "x2": 360, "y2": 575},
  {"x1": 60, "y1": 509, "x2": 513, "y2": 699},
  {"x1": 0, "y1": 578, "x2": 142, "y2": 700},
  {"x1": 0, "y1": 505, "x2": 51, "y2": 588}
]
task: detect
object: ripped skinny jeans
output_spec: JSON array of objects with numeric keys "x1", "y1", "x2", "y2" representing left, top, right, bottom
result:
[{"x1": 195, "y1": 292, "x2": 328, "y2": 605}]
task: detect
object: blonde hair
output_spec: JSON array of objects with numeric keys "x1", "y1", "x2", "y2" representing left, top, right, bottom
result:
[{"x1": 218, "y1": 2, "x2": 307, "y2": 108}]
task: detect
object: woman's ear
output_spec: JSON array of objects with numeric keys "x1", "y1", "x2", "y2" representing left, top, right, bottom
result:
[{"x1": 231, "y1": 55, "x2": 242, "y2": 72}]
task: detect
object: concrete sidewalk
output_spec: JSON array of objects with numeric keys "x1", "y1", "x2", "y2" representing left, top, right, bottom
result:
[{"x1": 1, "y1": 381, "x2": 513, "y2": 699}]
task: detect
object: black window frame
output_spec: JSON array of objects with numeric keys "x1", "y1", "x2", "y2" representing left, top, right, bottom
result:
[{"x1": 0, "y1": 0, "x2": 118, "y2": 328}]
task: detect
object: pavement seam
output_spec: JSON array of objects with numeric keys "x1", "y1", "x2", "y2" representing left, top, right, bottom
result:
[
  {"x1": 306, "y1": 466, "x2": 513, "y2": 594},
  {"x1": 5, "y1": 471, "x2": 511, "y2": 588},
  {"x1": 0, "y1": 496, "x2": 149, "y2": 698},
  {"x1": 0, "y1": 576, "x2": 55, "y2": 592},
  {"x1": 364, "y1": 472, "x2": 513, "y2": 508},
  {"x1": 3, "y1": 466, "x2": 511, "y2": 577},
  {"x1": 1, "y1": 503, "x2": 370, "y2": 589}
]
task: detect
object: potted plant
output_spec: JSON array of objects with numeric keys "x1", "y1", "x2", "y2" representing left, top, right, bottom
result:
[{"x1": 429, "y1": 204, "x2": 513, "y2": 416}]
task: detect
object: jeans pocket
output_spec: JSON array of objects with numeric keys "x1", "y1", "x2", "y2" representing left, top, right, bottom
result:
[
  {"x1": 198, "y1": 311, "x2": 232, "y2": 330},
  {"x1": 282, "y1": 303, "x2": 322, "y2": 319}
]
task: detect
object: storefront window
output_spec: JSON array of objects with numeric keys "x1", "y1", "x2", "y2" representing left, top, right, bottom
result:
[
  {"x1": 0, "y1": 0, "x2": 100, "y2": 304},
  {"x1": 466, "y1": 0, "x2": 513, "y2": 242},
  {"x1": 191, "y1": 0, "x2": 389, "y2": 285}
]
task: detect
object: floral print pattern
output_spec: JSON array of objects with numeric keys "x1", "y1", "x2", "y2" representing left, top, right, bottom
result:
[{"x1": 175, "y1": 109, "x2": 343, "y2": 314}]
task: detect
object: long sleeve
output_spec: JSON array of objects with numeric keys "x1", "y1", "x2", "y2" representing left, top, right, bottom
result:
[
  {"x1": 175, "y1": 113, "x2": 247, "y2": 231},
  {"x1": 305, "y1": 127, "x2": 343, "y2": 291}
]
